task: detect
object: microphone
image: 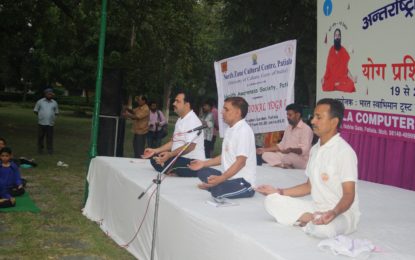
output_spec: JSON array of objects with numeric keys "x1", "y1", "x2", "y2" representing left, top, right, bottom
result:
[{"x1": 186, "y1": 125, "x2": 208, "y2": 133}]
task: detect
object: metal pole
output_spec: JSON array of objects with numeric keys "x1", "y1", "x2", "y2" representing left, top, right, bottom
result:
[
  {"x1": 150, "y1": 173, "x2": 162, "y2": 260},
  {"x1": 148, "y1": 131, "x2": 203, "y2": 260},
  {"x1": 83, "y1": 0, "x2": 108, "y2": 204}
]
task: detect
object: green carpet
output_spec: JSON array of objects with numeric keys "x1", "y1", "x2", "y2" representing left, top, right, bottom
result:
[{"x1": 0, "y1": 192, "x2": 40, "y2": 213}]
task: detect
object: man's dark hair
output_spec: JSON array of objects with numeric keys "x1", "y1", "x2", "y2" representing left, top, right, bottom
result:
[
  {"x1": 207, "y1": 98, "x2": 217, "y2": 108},
  {"x1": 176, "y1": 89, "x2": 194, "y2": 109},
  {"x1": 0, "y1": 137, "x2": 6, "y2": 145},
  {"x1": 202, "y1": 99, "x2": 212, "y2": 107},
  {"x1": 316, "y1": 98, "x2": 345, "y2": 130},
  {"x1": 286, "y1": 103, "x2": 303, "y2": 116},
  {"x1": 0, "y1": 146, "x2": 12, "y2": 155},
  {"x1": 137, "y1": 95, "x2": 147, "y2": 103},
  {"x1": 224, "y1": 96, "x2": 249, "y2": 118},
  {"x1": 334, "y1": 28, "x2": 341, "y2": 37}
]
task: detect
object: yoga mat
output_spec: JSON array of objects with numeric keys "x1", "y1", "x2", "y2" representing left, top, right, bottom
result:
[{"x1": 0, "y1": 192, "x2": 40, "y2": 213}]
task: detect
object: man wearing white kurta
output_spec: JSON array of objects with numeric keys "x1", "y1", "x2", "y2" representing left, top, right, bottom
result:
[
  {"x1": 256, "y1": 98, "x2": 360, "y2": 238},
  {"x1": 189, "y1": 97, "x2": 256, "y2": 199},
  {"x1": 142, "y1": 91, "x2": 205, "y2": 177}
]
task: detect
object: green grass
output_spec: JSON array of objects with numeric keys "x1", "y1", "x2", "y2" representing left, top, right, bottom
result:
[
  {"x1": 0, "y1": 102, "x2": 222, "y2": 259},
  {"x1": 0, "y1": 103, "x2": 135, "y2": 259}
]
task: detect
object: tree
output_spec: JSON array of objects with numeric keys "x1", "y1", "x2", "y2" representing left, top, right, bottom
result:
[
  {"x1": 218, "y1": 0, "x2": 317, "y2": 106},
  {"x1": 0, "y1": 0, "x2": 317, "y2": 108}
]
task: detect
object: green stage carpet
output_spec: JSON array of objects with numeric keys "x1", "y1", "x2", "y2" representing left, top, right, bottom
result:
[{"x1": 0, "y1": 192, "x2": 40, "y2": 213}]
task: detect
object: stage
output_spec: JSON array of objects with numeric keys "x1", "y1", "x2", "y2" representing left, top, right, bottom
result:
[{"x1": 83, "y1": 156, "x2": 415, "y2": 259}]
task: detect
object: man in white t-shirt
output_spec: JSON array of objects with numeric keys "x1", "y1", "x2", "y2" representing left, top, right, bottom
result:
[
  {"x1": 189, "y1": 97, "x2": 256, "y2": 199},
  {"x1": 142, "y1": 91, "x2": 205, "y2": 177},
  {"x1": 256, "y1": 98, "x2": 360, "y2": 238}
]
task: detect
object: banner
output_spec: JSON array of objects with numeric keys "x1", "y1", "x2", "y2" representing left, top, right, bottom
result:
[
  {"x1": 214, "y1": 40, "x2": 296, "y2": 136},
  {"x1": 317, "y1": 0, "x2": 415, "y2": 142}
]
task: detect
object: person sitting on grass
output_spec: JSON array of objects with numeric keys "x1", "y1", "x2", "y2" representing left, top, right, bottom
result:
[
  {"x1": 0, "y1": 147, "x2": 26, "y2": 208},
  {"x1": 0, "y1": 137, "x2": 5, "y2": 149},
  {"x1": 0, "y1": 138, "x2": 37, "y2": 167}
]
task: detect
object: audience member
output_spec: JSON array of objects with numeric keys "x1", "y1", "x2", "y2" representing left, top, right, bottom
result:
[
  {"x1": 0, "y1": 147, "x2": 26, "y2": 208},
  {"x1": 200, "y1": 100, "x2": 214, "y2": 158},
  {"x1": 257, "y1": 103, "x2": 313, "y2": 169},
  {"x1": 142, "y1": 90, "x2": 205, "y2": 177},
  {"x1": 256, "y1": 98, "x2": 360, "y2": 238},
  {"x1": 189, "y1": 97, "x2": 256, "y2": 199},
  {"x1": 147, "y1": 101, "x2": 167, "y2": 148},
  {"x1": 0, "y1": 138, "x2": 5, "y2": 149},
  {"x1": 124, "y1": 95, "x2": 150, "y2": 158},
  {"x1": 34, "y1": 88, "x2": 59, "y2": 154},
  {"x1": 255, "y1": 133, "x2": 265, "y2": 166},
  {"x1": 209, "y1": 98, "x2": 219, "y2": 155},
  {"x1": 0, "y1": 138, "x2": 37, "y2": 167}
]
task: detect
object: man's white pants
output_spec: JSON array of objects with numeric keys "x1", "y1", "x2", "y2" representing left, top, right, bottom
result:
[
  {"x1": 264, "y1": 193, "x2": 352, "y2": 238},
  {"x1": 262, "y1": 152, "x2": 307, "y2": 169}
]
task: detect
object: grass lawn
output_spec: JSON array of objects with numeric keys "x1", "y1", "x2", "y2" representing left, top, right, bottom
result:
[
  {"x1": 0, "y1": 102, "x2": 222, "y2": 259},
  {"x1": 0, "y1": 103, "x2": 135, "y2": 259}
]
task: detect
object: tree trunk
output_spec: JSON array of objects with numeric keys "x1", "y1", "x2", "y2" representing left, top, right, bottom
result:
[
  {"x1": 22, "y1": 83, "x2": 28, "y2": 102},
  {"x1": 162, "y1": 59, "x2": 173, "y2": 122},
  {"x1": 130, "y1": 23, "x2": 136, "y2": 48},
  {"x1": 162, "y1": 82, "x2": 171, "y2": 121},
  {"x1": 85, "y1": 89, "x2": 90, "y2": 103}
]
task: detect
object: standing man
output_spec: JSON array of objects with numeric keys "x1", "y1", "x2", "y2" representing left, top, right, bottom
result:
[
  {"x1": 34, "y1": 88, "x2": 59, "y2": 154},
  {"x1": 257, "y1": 103, "x2": 313, "y2": 169},
  {"x1": 256, "y1": 98, "x2": 360, "y2": 238},
  {"x1": 209, "y1": 98, "x2": 219, "y2": 156},
  {"x1": 142, "y1": 90, "x2": 205, "y2": 177},
  {"x1": 200, "y1": 100, "x2": 214, "y2": 158},
  {"x1": 124, "y1": 95, "x2": 150, "y2": 158},
  {"x1": 189, "y1": 97, "x2": 256, "y2": 199},
  {"x1": 147, "y1": 101, "x2": 167, "y2": 148}
]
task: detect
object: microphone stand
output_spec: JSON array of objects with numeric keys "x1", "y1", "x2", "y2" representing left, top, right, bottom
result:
[{"x1": 138, "y1": 130, "x2": 202, "y2": 260}]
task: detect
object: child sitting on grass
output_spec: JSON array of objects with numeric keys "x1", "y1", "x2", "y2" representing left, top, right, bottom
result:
[
  {"x1": 0, "y1": 147, "x2": 26, "y2": 208},
  {"x1": 0, "y1": 137, "x2": 37, "y2": 167}
]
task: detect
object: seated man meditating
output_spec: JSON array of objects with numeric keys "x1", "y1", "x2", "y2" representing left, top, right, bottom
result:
[
  {"x1": 142, "y1": 90, "x2": 205, "y2": 177},
  {"x1": 257, "y1": 103, "x2": 313, "y2": 169},
  {"x1": 189, "y1": 97, "x2": 256, "y2": 199},
  {"x1": 256, "y1": 99, "x2": 360, "y2": 238}
]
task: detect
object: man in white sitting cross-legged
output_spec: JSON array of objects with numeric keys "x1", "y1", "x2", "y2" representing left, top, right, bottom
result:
[
  {"x1": 142, "y1": 90, "x2": 205, "y2": 177},
  {"x1": 189, "y1": 96, "x2": 256, "y2": 199},
  {"x1": 256, "y1": 98, "x2": 360, "y2": 238}
]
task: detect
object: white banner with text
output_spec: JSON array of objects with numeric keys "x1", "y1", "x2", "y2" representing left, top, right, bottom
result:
[{"x1": 214, "y1": 40, "x2": 296, "y2": 136}]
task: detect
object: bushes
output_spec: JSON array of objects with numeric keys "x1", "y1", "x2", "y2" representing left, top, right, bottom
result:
[
  {"x1": 56, "y1": 96, "x2": 93, "y2": 107},
  {"x1": 0, "y1": 92, "x2": 93, "y2": 107},
  {"x1": 1, "y1": 93, "x2": 94, "y2": 117},
  {"x1": 0, "y1": 92, "x2": 37, "y2": 102}
]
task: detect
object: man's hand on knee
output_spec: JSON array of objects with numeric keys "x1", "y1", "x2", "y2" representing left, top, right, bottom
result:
[
  {"x1": 312, "y1": 210, "x2": 337, "y2": 225},
  {"x1": 296, "y1": 212, "x2": 314, "y2": 227}
]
